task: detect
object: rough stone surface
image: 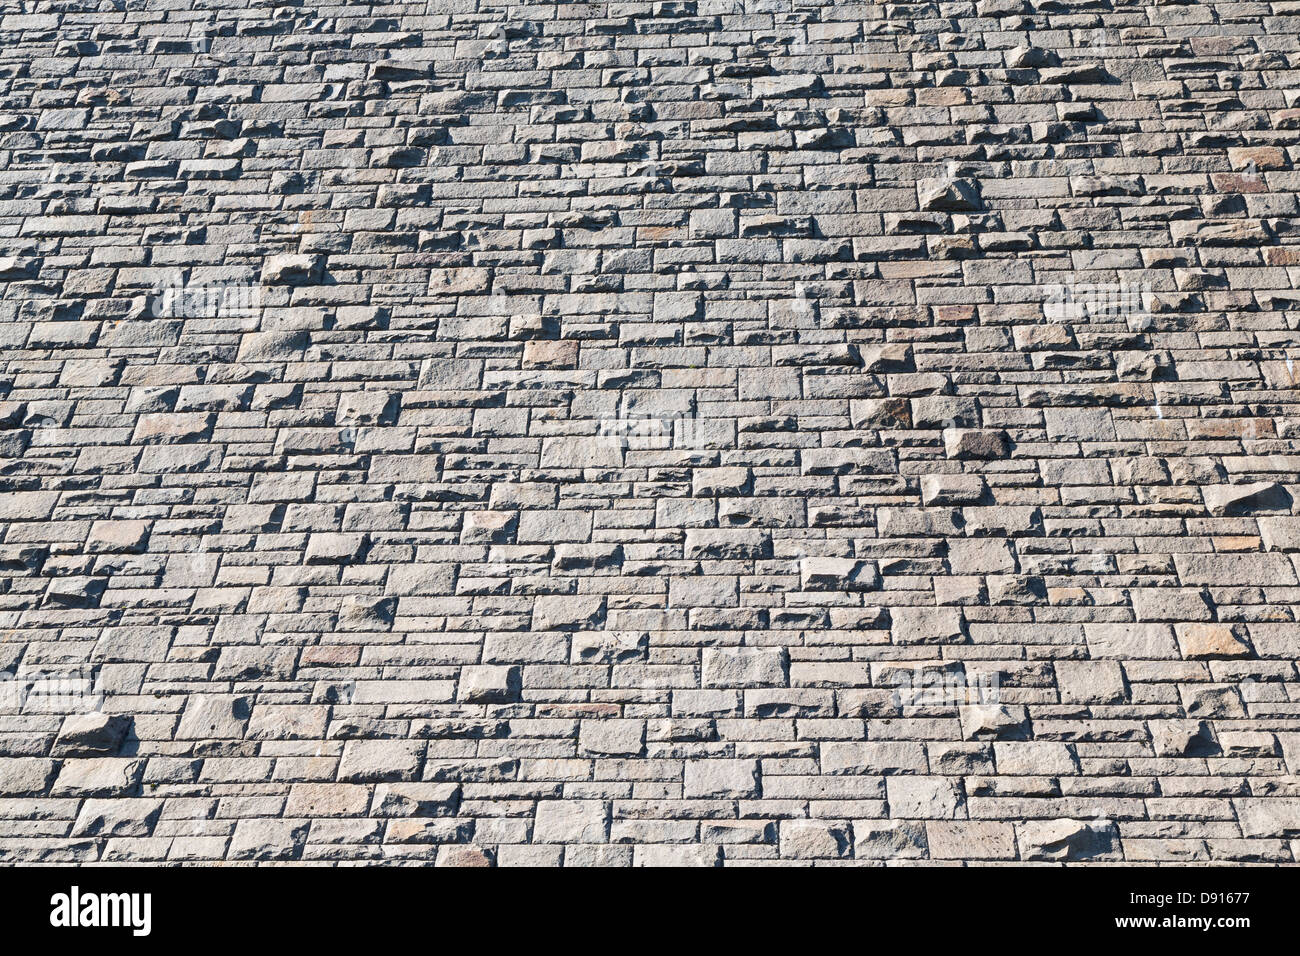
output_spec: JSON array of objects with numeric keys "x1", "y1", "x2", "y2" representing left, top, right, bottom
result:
[{"x1": 0, "y1": 1, "x2": 1298, "y2": 867}]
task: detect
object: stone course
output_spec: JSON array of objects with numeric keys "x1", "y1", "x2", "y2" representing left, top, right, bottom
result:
[{"x1": 0, "y1": 0, "x2": 1299, "y2": 865}]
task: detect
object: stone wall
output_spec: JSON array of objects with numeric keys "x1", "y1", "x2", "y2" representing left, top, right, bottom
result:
[{"x1": 1, "y1": 0, "x2": 1298, "y2": 865}]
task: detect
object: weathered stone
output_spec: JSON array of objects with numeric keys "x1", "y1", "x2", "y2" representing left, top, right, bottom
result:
[
  {"x1": 960, "y1": 704, "x2": 1031, "y2": 741},
  {"x1": 87, "y1": 520, "x2": 151, "y2": 554},
  {"x1": 702, "y1": 648, "x2": 788, "y2": 688},
  {"x1": 1175, "y1": 624, "x2": 1253, "y2": 660},
  {"x1": 1017, "y1": 819, "x2": 1120, "y2": 862},
  {"x1": 855, "y1": 821, "x2": 929, "y2": 859},
  {"x1": 458, "y1": 665, "x2": 520, "y2": 703},
  {"x1": 684, "y1": 760, "x2": 760, "y2": 799},
  {"x1": 532, "y1": 595, "x2": 606, "y2": 631},
  {"x1": 578, "y1": 719, "x2": 645, "y2": 756},
  {"x1": 228, "y1": 820, "x2": 309, "y2": 861},
  {"x1": 1056, "y1": 661, "x2": 1127, "y2": 704},
  {"x1": 1149, "y1": 720, "x2": 1216, "y2": 757},
  {"x1": 176, "y1": 696, "x2": 250, "y2": 739},
  {"x1": 0, "y1": 759, "x2": 59, "y2": 796},
  {"x1": 943, "y1": 428, "x2": 1009, "y2": 460},
  {"x1": 891, "y1": 607, "x2": 966, "y2": 644},
  {"x1": 1235, "y1": 799, "x2": 1300, "y2": 838},
  {"x1": 337, "y1": 741, "x2": 425, "y2": 783},
  {"x1": 532, "y1": 800, "x2": 608, "y2": 843},
  {"x1": 1260, "y1": 518, "x2": 1300, "y2": 552},
  {"x1": 261, "y1": 254, "x2": 324, "y2": 285},
  {"x1": 918, "y1": 177, "x2": 981, "y2": 211},
  {"x1": 779, "y1": 819, "x2": 851, "y2": 859},
  {"x1": 800, "y1": 557, "x2": 880, "y2": 592},
  {"x1": 53, "y1": 713, "x2": 131, "y2": 756},
  {"x1": 921, "y1": 475, "x2": 987, "y2": 506},
  {"x1": 51, "y1": 759, "x2": 145, "y2": 797},
  {"x1": 337, "y1": 596, "x2": 397, "y2": 631},
  {"x1": 886, "y1": 776, "x2": 965, "y2": 819},
  {"x1": 72, "y1": 798, "x2": 163, "y2": 837},
  {"x1": 305, "y1": 533, "x2": 368, "y2": 565},
  {"x1": 372, "y1": 783, "x2": 461, "y2": 817},
  {"x1": 1202, "y1": 482, "x2": 1288, "y2": 516}
]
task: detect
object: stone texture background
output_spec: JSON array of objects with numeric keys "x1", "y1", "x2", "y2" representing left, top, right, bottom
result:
[{"x1": 1, "y1": 0, "x2": 1299, "y2": 866}]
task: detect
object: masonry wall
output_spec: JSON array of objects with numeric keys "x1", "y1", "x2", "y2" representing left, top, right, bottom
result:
[{"x1": 1, "y1": 0, "x2": 1299, "y2": 865}]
